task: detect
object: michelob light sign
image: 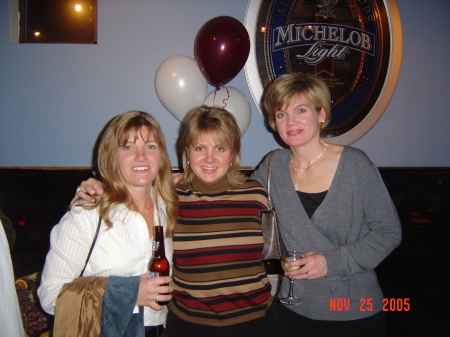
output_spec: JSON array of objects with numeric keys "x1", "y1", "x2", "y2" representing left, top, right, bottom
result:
[{"x1": 244, "y1": 0, "x2": 402, "y2": 144}]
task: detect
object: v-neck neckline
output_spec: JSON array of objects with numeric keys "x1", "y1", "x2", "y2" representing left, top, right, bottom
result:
[{"x1": 285, "y1": 146, "x2": 347, "y2": 222}]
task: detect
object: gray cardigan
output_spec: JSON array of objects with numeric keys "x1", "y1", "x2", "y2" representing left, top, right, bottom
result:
[{"x1": 251, "y1": 146, "x2": 402, "y2": 321}]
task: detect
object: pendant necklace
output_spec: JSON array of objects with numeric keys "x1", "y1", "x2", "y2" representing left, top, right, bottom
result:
[{"x1": 291, "y1": 143, "x2": 328, "y2": 190}]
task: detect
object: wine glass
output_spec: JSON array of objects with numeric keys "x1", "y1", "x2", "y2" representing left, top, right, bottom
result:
[{"x1": 279, "y1": 250, "x2": 304, "y2": 305}]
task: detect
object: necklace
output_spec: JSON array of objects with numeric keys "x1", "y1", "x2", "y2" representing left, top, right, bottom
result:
[{"x1": 291, "y1": 143, "x2": 328, "y2": 190}]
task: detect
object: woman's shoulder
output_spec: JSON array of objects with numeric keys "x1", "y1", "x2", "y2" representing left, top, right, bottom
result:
[
  {"x1": 241, "y1": 177, "x2": 265, "y2": 189},
  {"x1": 343, "y1": 145, "x2": 372, "y2": 160},
  {"x1": 231, "y1": 177, "x2": 267, "y2": 194},
  {"x1": 68, "y1": 203, "x2": 125, "y2": 224},
  {"x1": 66, "y1": 204, "x2": 98, "y2": 219},
  {"x1": 271, "y1": 148, "x2": 291, "y2": 159},
  {"x1": 341, "y1": 145, "x2": 377, "y2": 170},
  {"x1": 255, "y1": 148, "x2": 290, "y2": 173},
  {"x1": 235, "y1": 178, "x2": 268, "y2": 204},
  {"x1": 50, "y1": 205, "x2": 101, "y2": 239}
]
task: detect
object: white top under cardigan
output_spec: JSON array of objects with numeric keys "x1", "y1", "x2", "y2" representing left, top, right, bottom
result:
[{"x1": 37, "y1": 195, "x2": 173, "y2": 327}]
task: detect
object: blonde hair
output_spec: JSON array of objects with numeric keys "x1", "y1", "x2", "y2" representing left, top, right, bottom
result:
[
  {"x1": 83, "y1": 110, "x2": 178, "y2": 236},
  {"x1": 263, "y1": 73, "x2": 331, "y2": 136},
  {"x1": 177, "y1": 105, "x2": 246, "y2": 187}
]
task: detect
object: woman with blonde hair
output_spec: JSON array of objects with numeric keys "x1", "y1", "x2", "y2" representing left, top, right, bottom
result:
[
  {"x1": 38, "y1": 110, "x2": 178, "y2": 337},
  {"x1": 165, "y1": 105, "x2": 276, "y2": 337},
  {"x1": 251, "y1": 72, "x2": 402, "y2": 336}
]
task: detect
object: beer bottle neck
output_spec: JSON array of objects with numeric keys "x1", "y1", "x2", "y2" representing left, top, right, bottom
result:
[{"x1": 153, "y1": 225, "x2": 166, "y2": 258}]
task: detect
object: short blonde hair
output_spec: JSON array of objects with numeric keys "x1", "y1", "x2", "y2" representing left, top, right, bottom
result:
[
  {"x1": 177, "y1": 105, "x2": 245, "y2": 187},
  {"x1": 263, "y1": 73, "x2": 331, "y2": 136}
]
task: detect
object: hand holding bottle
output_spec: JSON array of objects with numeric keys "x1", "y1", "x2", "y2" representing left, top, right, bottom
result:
[
  {"x1": 137, "y1": 274, "x2": 173, "y2": 310},
  {"x1": 149, "y1": 225, "x2": 171, "y2": 305}
]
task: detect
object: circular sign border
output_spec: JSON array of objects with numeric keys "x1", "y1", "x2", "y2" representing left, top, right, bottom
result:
[{"x1": 243, "y1": 0, "x2": 403, "y2": 145}]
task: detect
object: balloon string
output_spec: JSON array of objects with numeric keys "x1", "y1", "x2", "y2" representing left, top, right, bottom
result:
[
  {"x1": 221, "y1": 87, "x2": 230, "y2": 108},
  {"x1": 212, "y1": 86, "x2": 230, "y2": 108},
  {"x1": 212, "y1": 88, "x2": 218, "y2": 106}
]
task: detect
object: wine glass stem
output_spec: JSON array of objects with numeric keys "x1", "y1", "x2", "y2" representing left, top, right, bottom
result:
[{"x1": 287, "y1": 277, "x2": 295, "y2": 304}]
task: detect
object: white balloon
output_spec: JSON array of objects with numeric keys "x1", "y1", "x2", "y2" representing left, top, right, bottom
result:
[
  {"x1": 155, "y1": 55, "x2": 208, "y2": 121},
  {"x1": 203, "y1": 86, "x2": 252, "y2": 135}
]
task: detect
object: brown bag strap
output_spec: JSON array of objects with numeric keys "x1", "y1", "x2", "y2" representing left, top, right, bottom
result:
[{"x1": 266, "y1": 150, "x2": 278, "y2": 210}]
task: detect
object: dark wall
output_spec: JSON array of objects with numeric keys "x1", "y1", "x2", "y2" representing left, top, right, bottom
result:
[
  {"x1": 0, "y1": 169, "x2": 94, "y2": 277},
  {"x1": 1, "y1": 167, "x2": 449, "y2": 275}
]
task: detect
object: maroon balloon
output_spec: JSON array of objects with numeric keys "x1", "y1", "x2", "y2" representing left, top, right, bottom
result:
[{"x1": 194, "y1": 16, "x2": 250, "y2": 88}]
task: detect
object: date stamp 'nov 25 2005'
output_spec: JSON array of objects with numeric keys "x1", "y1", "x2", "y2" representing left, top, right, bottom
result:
[{"x1": 330, "y1": 298, "x2": 410, "y2": 312}]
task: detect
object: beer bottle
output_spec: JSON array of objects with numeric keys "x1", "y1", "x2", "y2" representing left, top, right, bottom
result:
[{"x1": 149, "y1": 225, "x2": 170, "y2": 305}]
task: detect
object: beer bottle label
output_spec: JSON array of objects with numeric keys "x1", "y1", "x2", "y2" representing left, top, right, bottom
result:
[
  {"x1": 153, "y1": 241, "x2": 160, "y2": 251},
  {"x1": 148, "y1": 271, "x2": 159, "y2": 279}
]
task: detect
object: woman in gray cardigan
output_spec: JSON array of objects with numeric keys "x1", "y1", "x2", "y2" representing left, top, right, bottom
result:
[{"x1": 251, "y1": 72, "x2": 402, "y2": 336}]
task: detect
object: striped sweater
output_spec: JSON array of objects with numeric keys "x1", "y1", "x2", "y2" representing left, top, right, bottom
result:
[{"x1": 168, "y1": 176, "x2": 273, "y2": 326}]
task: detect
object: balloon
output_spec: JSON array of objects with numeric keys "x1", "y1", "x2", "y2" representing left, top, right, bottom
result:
[
  {"x1": 194, "y1": 16, "x2": 250, "y2": 88},
  {"x1": 203, "y1": 86, "x2": 252, "y2": 135},
  {"x1": 155, "y1": 55, "x2": 208, "y2": 121}
]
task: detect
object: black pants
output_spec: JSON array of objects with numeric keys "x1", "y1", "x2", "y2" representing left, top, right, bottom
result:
[
  {"x1": 275, "y1": 301, "x2": 387, "y2": 337},
  {"x1": 145, "y1": 324, "x2": 165, "y2": 337},
  {"x1": 165, "y1": 304, "x2": 278, "y2": 337}
]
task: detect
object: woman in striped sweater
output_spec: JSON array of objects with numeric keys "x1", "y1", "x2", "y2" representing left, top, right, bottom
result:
[
  {"x1": 72, "y1": 106, "x2": 278, "y2": 336},
  {"x1": 165, "y1": 105, "x2": 276, "y2": 337}
]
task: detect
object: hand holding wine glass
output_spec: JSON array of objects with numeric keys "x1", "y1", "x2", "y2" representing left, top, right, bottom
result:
[{"x1": 280, "y1": 250, "x2": 304, "y2": 305}]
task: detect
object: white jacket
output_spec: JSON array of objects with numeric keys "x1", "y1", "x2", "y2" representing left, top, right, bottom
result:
[{"x1": 38, "y1": 196, "x2": 173, "y2": 327}]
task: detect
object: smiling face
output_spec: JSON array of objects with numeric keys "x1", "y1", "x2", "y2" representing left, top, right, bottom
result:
[
  {"x1": 274, "y1": 94, "x2": 326, "y2": 148},
  {"x1": 186, "y1": 132, "x2": 232, "y2": 184},
  {"x1": 117, "y1": 126, "x2": 161, "y2": 193}
]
